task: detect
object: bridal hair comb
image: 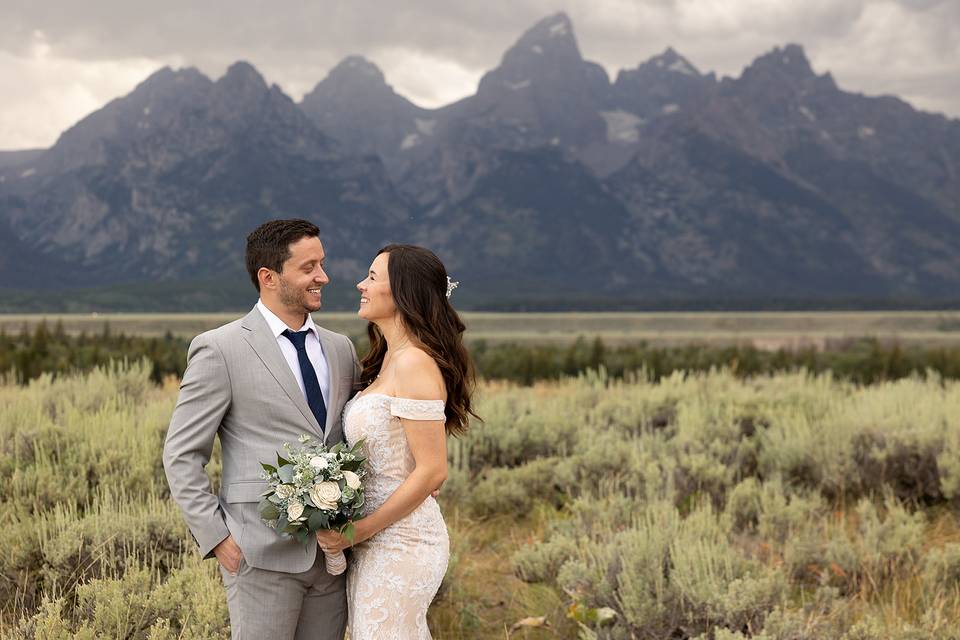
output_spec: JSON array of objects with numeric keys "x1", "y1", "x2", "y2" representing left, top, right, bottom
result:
[{"x1": 446, "y1": 276, "x2": 459, "y2": 299}]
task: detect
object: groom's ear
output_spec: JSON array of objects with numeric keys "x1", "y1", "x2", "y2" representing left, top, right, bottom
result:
[{"x1": 258, "y1": 267, "x2": 277, "y2": 291}]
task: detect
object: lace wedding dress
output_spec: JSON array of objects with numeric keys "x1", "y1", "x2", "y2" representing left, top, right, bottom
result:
[{"x1": 343, "y1": 393, "x2": 450, "y2": 639}]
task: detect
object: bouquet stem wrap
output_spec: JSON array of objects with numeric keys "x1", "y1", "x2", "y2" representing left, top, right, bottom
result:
[{"x1": 324, "y1": 549, "x2": 347, "y2": 575}]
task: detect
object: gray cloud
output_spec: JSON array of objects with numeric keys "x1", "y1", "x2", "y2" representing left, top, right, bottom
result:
[{"x1": 1, "y1": 0, "x2": 957, "y2": 149}]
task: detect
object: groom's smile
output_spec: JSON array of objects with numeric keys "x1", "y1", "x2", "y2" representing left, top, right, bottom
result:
[{"x1": 264, "y1": 235, "x2": 330, "y2": 321}]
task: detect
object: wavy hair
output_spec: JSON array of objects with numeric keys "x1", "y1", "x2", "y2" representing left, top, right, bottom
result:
[{"x1": 360, "y1": 244, "x2": 477, "y2": 436}]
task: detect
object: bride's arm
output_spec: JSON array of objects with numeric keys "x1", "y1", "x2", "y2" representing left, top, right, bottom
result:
[{"x1": 318, "y1": 349, "x2": 447, "y2": 550}]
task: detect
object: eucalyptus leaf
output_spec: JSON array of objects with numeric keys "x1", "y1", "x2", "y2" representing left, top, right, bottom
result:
[
  {"x1": 258, "y1": 498, "x2": 280, "y2": 520},
  {"x1": 277, "y1": 464, "x2": 295, "y2": 483}
]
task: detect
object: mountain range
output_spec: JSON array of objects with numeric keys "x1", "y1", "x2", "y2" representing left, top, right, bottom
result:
[{"x1": 1, "y1": 12, "x2": 958, "y2": 311}]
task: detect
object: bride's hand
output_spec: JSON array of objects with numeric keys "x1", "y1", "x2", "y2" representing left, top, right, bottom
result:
[
  {"x1": 316, "y1": 520, "x2": 373, "y2": 552},
  {"x1": 316, "y1": 529, "x2": 351, "y2": 552}
]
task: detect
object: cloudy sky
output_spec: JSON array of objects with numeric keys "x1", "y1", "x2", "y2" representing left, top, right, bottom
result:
[{"x1": 1, "y1": 0, "x2": 958, "y2": 150}]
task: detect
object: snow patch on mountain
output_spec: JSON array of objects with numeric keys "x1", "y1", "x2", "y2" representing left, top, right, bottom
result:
[
  {"x1": 668, "y1": 59, "x2": 696, "y2": 76},
  {"x1": 601, "y1": 110, "x2": 643, "y2": 143},
  {"x1": 415, "y1": 118, "x2": 436, "y2": 136}
]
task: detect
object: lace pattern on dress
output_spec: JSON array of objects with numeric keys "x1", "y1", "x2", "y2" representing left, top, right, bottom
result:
[
  {"x1": 390, "y1": 397, "x2": 445, "y2": 422},
  {"x1": 342, "y1": 393, "x2": 450, "y2": 639}
]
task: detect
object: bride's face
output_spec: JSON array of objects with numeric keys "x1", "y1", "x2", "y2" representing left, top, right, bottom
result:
[{"x1": 357, "y1": 252, "x2": 396, "y2": 322}]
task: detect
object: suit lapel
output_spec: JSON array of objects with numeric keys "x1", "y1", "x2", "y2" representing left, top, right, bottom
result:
[
  {"x1": 240, "y1": 308, "x2": 325, "y2": 439},
  {"x1": 316, "y1": 326, "x2": 341, "y2": 444}
]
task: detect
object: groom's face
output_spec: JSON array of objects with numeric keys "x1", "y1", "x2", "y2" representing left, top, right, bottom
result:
[{"x1": 275, "y1": 235, "x2": 329, "y2": 313}]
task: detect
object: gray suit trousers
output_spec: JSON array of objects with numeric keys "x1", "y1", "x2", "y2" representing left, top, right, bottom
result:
[{"x1": 220, "y1": 551, "x2": 347, "y2": 640}]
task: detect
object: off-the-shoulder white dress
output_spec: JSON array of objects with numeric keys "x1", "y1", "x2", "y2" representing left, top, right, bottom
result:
[{"x1": 343, "y1": 393, "x2": 450, "y2": 639}]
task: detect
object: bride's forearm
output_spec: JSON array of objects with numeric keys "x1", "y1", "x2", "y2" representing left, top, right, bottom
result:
[{"x1": 356, "y1": 466, "x2": 446, "y2": 542}]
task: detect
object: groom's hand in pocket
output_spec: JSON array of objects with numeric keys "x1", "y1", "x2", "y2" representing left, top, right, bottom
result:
[{"x1": 213, "y1": 535, "x2": 244, "y2": 575}]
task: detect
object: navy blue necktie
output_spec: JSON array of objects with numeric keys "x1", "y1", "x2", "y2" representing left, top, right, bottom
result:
[{"x1": 281, "y1": 329, "x2": 327, "y2": 432}]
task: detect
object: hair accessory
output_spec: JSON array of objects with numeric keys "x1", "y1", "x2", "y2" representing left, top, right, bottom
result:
[{"x1": 446, "y1": 276, "x2": 459, "y2": 299}]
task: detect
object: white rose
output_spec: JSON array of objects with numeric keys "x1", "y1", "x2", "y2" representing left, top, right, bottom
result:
[
  {"x1": 309, "y1": 456, "x2": 328, "y2": 470},
  {"x1": 275, "y1": 484, "x2": 295, "y2": 499},
  {"x1": 310, "y1": 481, "x2": 342, "y2": 510},
  {"x1": 308, "y1": 486, "x2": 333, "y2": 510},
  {"x1": 286, "y1": 499, "x2": 304, "y2": 520},
  {"x1": 342, "y1": 470, "x2": 362, "y2": 491}
]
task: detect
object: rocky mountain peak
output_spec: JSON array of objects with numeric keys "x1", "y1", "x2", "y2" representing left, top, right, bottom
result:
[
  {"x1": 115, "y1": 65, "x2": 212, "y2": 114},
  {"x1": 301, "y1": 55, "x2": 396, "y2": 109},
  {"x1": 299, "y1": 56, "x2": 427, "y2": 159},
  {"x1": 135, "y1": 65, "x2": 210, "y2": 90},
  {"x1": 499, "y1": 11, "x2": 583, "y2": 69},
  {"x1": 216, "y1": 61, "x2": 269, "y2": 95},
  {"x1": 327, "y1": 56, "x2": 387, "y2": 85},
  {"x1": 38, "y1": 65, "x2": 214, "y2": 174},
  {"x1": 731, "y1": 43, "x2": 838, "y2": 104},
  {"x1": 476, "y1": 11, "x2": 606, "y2": 100},
  {"x1": 516, "y1": 12, "x2": 577, "y2": 49},
  {"x1": 468, "y1": 11, "x2": 609, "y2": 147},
  {"x1": 641, "y1": 47, "x2": 702, "y2": 77},
  {"x1": 744, "y1": 44, "x2": 816, "y2": 81},
  {"x1": 612, "y1": 47, "x2": 714, "y2": 120}
]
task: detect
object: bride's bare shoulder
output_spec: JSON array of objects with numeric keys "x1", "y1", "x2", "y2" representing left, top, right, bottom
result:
[{"x1": 394, "y1": 348, "x2": 444, "y2": 399}]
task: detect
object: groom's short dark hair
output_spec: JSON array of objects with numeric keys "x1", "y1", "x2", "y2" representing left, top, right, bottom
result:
[{"x1": 245, "y1": 219, "x2": 321, "y2": 292}]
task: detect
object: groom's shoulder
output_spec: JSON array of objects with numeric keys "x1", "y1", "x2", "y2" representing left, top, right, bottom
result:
[{"x1": 190, "y1": 316, "x2": 246, "y2": 349}]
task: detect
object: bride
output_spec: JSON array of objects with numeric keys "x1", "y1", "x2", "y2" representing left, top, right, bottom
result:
[{"x1": 316, "y1": 243, "x2": 476, "y2": 639}]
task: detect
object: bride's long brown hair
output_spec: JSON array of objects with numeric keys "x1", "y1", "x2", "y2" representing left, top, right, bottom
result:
[{"x1": 360, "y1": 244, "x2": 477, "y2": 437}]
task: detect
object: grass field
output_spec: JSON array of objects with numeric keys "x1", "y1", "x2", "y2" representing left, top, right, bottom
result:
[
  {"x1": 4, "y1": 363, "x2": 960, "y2": 638},
  {"x1": 2, "y1": 310, "x2": 960, "y2": 348}
]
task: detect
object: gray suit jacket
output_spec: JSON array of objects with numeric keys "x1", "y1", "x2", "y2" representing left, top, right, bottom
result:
[{"x1": 163, "y1": 306, "x2": 360, "y2": 573}]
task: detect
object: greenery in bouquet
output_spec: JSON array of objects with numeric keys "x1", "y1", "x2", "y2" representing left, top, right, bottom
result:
[{"x1": 257, "y1": 434, "x2": 367, "y2": 546}]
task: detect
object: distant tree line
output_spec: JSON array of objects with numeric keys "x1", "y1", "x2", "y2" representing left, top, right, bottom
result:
[
  {"x1": 0, "y1": 320, "x2": 187, "y2": 384},
  {"x1": 470, "y1": 336, "x2": 960, "y2": 385},
  {"x1": 3, "y1": 320, "x2": 960, "y2": 386}
]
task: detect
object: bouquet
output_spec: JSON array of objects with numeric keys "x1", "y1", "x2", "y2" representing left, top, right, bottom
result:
[{"x1": 258, "y1": 434, "x2": 367, "y2": 575}]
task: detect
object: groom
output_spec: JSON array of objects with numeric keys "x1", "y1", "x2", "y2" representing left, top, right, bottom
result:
[{"x1": 163, "y1": 219, "x2": 359, "y2": 639}]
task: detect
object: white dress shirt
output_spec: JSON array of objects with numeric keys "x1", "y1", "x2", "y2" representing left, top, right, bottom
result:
[{"x1": 256, "y1": 300, "x2": 330, "y2": 410}]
